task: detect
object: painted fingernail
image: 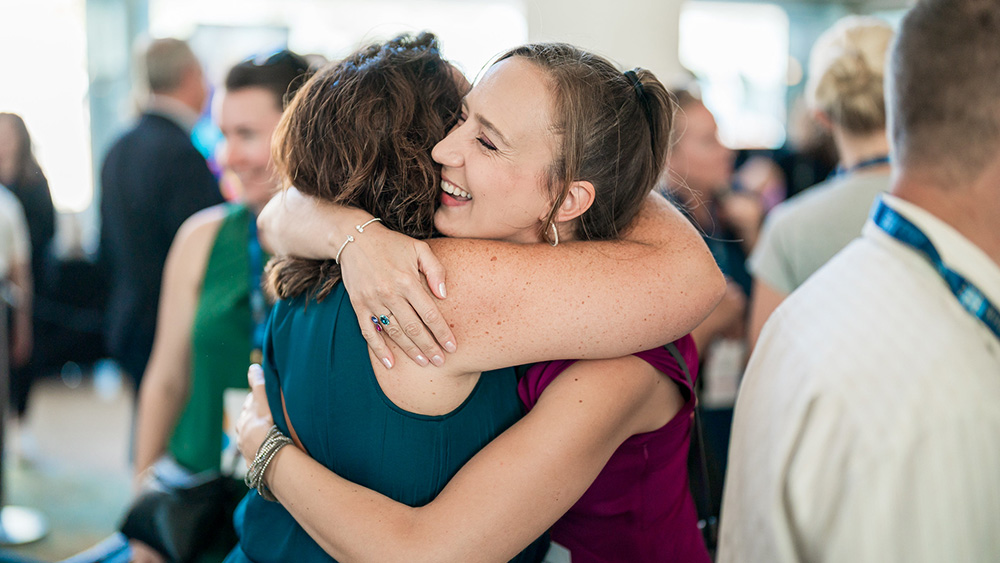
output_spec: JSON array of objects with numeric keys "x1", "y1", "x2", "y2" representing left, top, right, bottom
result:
[
  {"x1": 444, "y1": 341, "x2": 457, "y2": 353},
  {"x1": 439, "y1": 282, "x2": 447, "y2": 298},
  {"x1": 416, "y1": 355, "x2": 429, "y2": 366},
  {"x1": 382, "y1": 357, "x2": 393, "y2": 369},
  {"x1": 248, "y1": 365, "x2": 265, "y2": 384},
  {"x1": 431, "y1": 355, "x2": 444, "y2": 366}
]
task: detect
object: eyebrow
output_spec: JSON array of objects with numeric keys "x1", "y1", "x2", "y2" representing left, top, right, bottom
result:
[{"x1": 462, "y1": 98, "x2": 512, "y2": 148}]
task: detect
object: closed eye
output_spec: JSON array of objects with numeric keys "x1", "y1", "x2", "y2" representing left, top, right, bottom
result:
[{"x1": 477, "y1": 136, "x2": 497, "y2": 151}]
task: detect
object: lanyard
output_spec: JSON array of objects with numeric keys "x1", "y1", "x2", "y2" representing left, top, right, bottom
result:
[
  {"x1": 248, "y1": 214, "x2": 267, "y2": 363},
  {"x1": 872, "y1": 197, "x2": 1000, "y2": 341},
  {"x1": 833, "y1": 155, "x2": 890, "y2": 179}
]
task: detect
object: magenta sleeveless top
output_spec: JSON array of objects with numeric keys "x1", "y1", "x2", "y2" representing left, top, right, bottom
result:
[{"x1": 518, "y1": 335, "x2": 711, "y2": 563}]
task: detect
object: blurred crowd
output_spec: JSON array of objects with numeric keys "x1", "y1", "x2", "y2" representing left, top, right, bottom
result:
[{"x1": 2, "y1": 1, "x2": 997, "y2": 561}]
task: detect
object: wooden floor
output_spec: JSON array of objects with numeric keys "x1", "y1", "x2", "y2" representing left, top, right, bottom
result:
[{"x1": 3, "y1": 369, "x2": 133, "y2": 562}]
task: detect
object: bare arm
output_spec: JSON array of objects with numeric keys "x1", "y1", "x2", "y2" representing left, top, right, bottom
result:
[
  {"x1": 241, "y1": 356, "x2": 678, "y2": 562},
  {"x1": 430, "y1": 195, "x2": 721, "y2": 373},
  {"x1": 132, "y1": 207, "x2": 224, "y2": 482},
  {"x1": 259, "y1": 188, "x2": 725, "y2": 371},
  {"x1": 747, "y1": 278, "x2": 787, "y2": 352},
  {"x1": 7, "y1": 258, "x2": 32, "y2": 367}
]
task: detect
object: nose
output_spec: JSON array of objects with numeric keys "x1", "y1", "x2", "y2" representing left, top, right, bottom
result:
[
  {"x1": 431, "y1": 125, "x2": 464, "y2": 168},
  {"x1": 223, "y1": 139, "x2": 245, "y2": 171}
]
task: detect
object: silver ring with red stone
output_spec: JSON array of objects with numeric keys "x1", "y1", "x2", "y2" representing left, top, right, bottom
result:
[{"x1": 370, "y1": 315, "x2": 383, "y2": 332}]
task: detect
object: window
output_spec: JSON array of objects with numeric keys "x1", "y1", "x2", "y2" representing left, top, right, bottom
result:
[
  {"x1": 149, "y1": 0, "x2": 528, "y2": 84},
  {"x1": 0, "y1": 0, "x2": 93, "y2": 213},
  {"x1": 679, "y1": 2, "x2": 790, "y2": 149}
]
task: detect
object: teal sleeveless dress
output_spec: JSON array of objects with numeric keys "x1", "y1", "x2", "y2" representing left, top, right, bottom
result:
[{"x1": 227, "y1": 285, "x2": 549, "y2": 562}]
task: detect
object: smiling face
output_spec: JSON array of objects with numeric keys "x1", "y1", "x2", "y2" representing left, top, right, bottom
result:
[
  {"x1": 218, "y1": 86, "x2": 284, "y2": 211},
  {"x1": 431, "y1": 57, "x2": 560, "y2": 244}
]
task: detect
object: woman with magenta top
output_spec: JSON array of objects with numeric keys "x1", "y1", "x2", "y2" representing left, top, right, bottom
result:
[{"x1": 230, "y1": 34, "x2": 720, "y2": 562}]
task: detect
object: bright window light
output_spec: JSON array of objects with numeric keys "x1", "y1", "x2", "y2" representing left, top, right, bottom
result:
[
  {"x1": 679, "y1": 2, "x2": 790, "y2": 149},
  {"x1": 148, "y1": 0, "x2": 527, "y2": 187},
  {"x1": 149, "y1": 0, "x2": 528, "y2": 84},
  {"x1": 0, "y1": 0, "x2": 93, "y2": 213}
]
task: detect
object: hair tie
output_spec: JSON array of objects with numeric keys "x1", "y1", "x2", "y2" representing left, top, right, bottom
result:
[
  {"x1": 624, "y1": 69, "x2": 655, "y2": 142},
  {"x1": 624, "y1": 69, "x2": 644, "y2": 98}
]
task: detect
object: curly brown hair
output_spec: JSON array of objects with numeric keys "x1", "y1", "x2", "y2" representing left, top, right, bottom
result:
[{"x1": 267, "y1": 32, "x2": 463, "y2": 301}]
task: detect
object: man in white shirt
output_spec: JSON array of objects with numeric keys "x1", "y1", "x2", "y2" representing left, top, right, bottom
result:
[
  {"x1": 719, "y1": 1, "x2": 1000, "y2": 561},
  {"x1": 0, "y1": 184, "x2": 32, "y2": 368}
]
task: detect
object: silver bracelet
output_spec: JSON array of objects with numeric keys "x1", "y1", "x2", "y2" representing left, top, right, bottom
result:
[
  {"x1": 334, "y1": 235, "x2": 354, "y2": 265},
  {"x1": 355, "y1": 217, "x2": 382, "y2": 233},
  {"x1": 245, "y1": 425, "x2": 294, "y2": 502},
  {"x1": 333, "y1": 217, "x2": 382, "y2": 265}
]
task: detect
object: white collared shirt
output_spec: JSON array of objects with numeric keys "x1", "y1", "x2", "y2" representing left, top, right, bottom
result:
[
  {"x1": 719, "y1": 195, "x2": 1000, "y2": 563},
  {"x1": 146, "y1": 94, "x2": 200, "y2": 134}
]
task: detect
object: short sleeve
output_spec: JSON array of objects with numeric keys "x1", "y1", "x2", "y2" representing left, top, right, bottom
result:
[
  {"x1": 517, "y1": 359, "x2": 576, "y2": 410},
  {"x1": 635, "y1": 335, "x2": 699, "y2": 403},
  {"x1": 749, "y1": 206, "x2": 798, "y2": 294}
]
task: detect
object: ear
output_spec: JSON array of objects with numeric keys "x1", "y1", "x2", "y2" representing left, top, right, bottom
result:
[
  {"x1": 552, "y1": 180, "x2": 596, "y2": 223},
  {"x1": 812, "y1": 110, "x2": 833, "y2": 131}
]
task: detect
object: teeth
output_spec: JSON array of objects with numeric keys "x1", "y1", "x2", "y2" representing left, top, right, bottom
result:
[{"x1": 441, "y1": 180, "x2": 472, "y2": 200}]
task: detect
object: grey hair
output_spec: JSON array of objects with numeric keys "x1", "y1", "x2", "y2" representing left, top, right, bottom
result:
[
  {"x1": 140, "y1": 38, "x2": 199, "y2": 93},
  {"x1": 888, "y1": 0, "x2": 1000, "y2": 184}
]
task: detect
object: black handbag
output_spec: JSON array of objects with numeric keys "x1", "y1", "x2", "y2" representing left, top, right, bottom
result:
[{"x1": 119, "y1": 463, "x2": 234, "y2": 563}]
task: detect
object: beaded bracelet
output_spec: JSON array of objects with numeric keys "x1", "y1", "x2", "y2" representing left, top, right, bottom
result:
[
  {"x1": 334, "y1": 217, "x2": 383, "y2": 265},
  {"x1": 245, "y1": 425, "x2": 294, "y2": 502}
]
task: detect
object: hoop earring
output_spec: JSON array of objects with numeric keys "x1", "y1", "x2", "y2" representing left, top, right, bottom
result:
[{"x1": 549, "y1": 221, "x2": 559, "y2": 247}]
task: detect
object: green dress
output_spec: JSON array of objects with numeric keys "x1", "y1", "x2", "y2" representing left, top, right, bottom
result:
[
  {"x1": 164, "y1": 203, "x2": 258, "y2": 562},
  {"x1": 169, "y1": 203, "x2": 257, "y2": 474}
]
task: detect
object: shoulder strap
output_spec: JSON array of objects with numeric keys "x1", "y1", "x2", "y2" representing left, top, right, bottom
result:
[{"x1": 664, "y1": 342, "x2": 718, "y2": 550}]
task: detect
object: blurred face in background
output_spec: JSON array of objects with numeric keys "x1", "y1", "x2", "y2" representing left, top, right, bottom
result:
[
  {"x1": 669, "y1": 101, "x2": 734, "y2": 197},
  {"x1": 218, "y1": 87, "x2": 284, "y2": 211}
]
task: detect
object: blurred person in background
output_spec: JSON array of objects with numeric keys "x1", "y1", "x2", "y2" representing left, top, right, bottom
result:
[
  {"x1": 0, "y1": 186, "x2": 31, "y2": 384},
  {"x1": 0, "y1": 113, "x2": 53, "y2": 441},
  {"x1": 773, "y1": 96, "x2": 839, "y2": 200},
  {"x1": 663, "y1": 89, "x2": 761, "y2": 316},
  {"x1": 128, "y1": 50, "x2": 312, "y2": 563},
  {"x1": 99, "y1": 37, "x2": 224, "y2": 392},
  {"x1": 720, "y1": 1, "x2": 1000, "y2": 559},
  {"x1": 660, "y1": 90, "x2": 764, "y2": 511},
  {"x1": 748, "y1": 17, "x2": 894, "y2": 349}
]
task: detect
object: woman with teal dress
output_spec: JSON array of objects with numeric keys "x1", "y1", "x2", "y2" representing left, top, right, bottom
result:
[
  {"x1": 128, "y1": 51, "x2": 311, "y2": 563},
  {"x1": 228, "y1": 35, "x2": 722, "y2": 562}
]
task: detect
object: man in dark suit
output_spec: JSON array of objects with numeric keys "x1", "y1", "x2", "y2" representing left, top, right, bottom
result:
[{"x1": 99, "y1": 38, "x2": 224, "y2": 391}]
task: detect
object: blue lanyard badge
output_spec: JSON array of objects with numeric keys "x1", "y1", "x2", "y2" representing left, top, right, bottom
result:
[
  {"x1": 832, "y1": 155, "x2": 890, "y2": 179},
  {"x1": 872, "y1": 197, "x2": 1000, "y2": 341}
]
